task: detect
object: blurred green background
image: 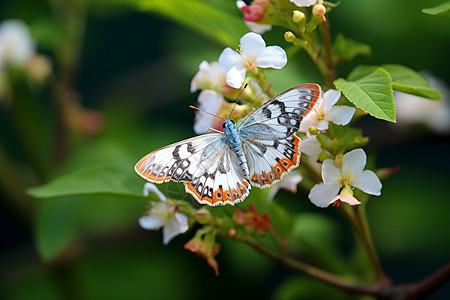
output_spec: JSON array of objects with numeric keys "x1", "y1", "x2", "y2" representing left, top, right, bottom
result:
[{"x1": 0, "y1": 0, "x2": 449, "y2": 299}]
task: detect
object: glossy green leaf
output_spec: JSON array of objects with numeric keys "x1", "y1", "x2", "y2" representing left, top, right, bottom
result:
[
  {"x1": 107, "y1": 0, "x2": 247, "y2": 47},
  {"x1": 334, "y1": 68, "x2": 396, "y2": 122},
  {"x1": 35, "y1": 196, "x2": 78, "y2": 261},
  {"x1": 27, "y1": 164, "x2": 150, "y2": 200},
  {"x1": 422, "y1": 1, "x2": 450, "y2": 16},
  {"x1": 348, "y1": 64, "x2": 442, "y2": 99}
]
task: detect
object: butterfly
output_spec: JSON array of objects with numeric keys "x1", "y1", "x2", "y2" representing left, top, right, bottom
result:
[{"x1": 135, "y1": 83, "x2": 321, "y2": 206}]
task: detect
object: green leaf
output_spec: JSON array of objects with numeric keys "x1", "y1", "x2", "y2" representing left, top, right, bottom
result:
[
  {"x1": 328, "y1": 124, "x2": 369, "y2": 153},
  {"x1": 334, "y1": 68, "x2": 396, "y2": 122},
  {"x1": 106, "y1": 0, "x2": 247, "y2": 47},
  {"x1": 35, "y1": 196, "x2": 78, "y2": 261},
  {"x1": 332, "y1": 33, "x2": 372, "y2": 64},
  {"x1": 422, "y1": 1, "x2": 450, "y2": 16},
  {"x1": 348, "y1": 64, "x2": 442, "y2": 99},
  {"x1": 27, "y1": 164, "x2": 149, "y2": 200}
]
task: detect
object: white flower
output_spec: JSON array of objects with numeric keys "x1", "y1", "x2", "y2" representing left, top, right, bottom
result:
[
  {"x1": 394, "y1": 74, "x2": 450, "y2": 134},
  {"x1": 300, "y1": 89, "x2": 355, "y2": 132},
  {"x1": 0, "y1": 20, "x2": 35, "y2": 67},
  {"x1": 291, "y1": 0, "x2": 322, "y2": 7},
  {"x1": 139, "y1": 183, "x2": 189, "y2": 245},
  {"x1": 190, "y1": 61, "x2": 228, "y2": 93},
  {"x1": 300, "y1": 135, "x2": 322, "y2": 161},
  {"x1": 268, "y1": 170, "x2": 303, "y2": 201},
  {"x1": 193, "y1": 90, "x2": 224, "y2": 134},
  {"x1": 218, "y1": 32, "x2": 287, "y2": 89},
  {"x1": 308, "y1": 149, "x2": 382, "y2": 208}
]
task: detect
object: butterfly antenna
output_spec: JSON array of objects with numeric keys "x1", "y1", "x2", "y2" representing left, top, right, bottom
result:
[
  {"x1": 189, "y1": 105, "x2": 225, "y2": 121},
  {"x1": 229, "y1": 83, "x2": 248, "y2": 118}
]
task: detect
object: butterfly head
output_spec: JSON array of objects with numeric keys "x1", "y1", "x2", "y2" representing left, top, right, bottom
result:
[{"x1": 222, "y1": 117, "x2": 236, "y2": 129}]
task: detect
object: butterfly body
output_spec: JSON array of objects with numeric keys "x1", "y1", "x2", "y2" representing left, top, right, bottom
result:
[
  {"x1": 222, "y1": 117, "x2": 250, "y2": 178},
  {"x1": 135, "y1": 83, "x2": 321, "y2": 206}
]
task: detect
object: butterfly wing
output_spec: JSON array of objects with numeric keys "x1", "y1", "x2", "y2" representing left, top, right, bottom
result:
[
  {"x1": 135, "y1": 133, "x2": 250, "y2": 206},
  {"x1": 238, "y1": 83, "x2": 321, "y2": 139},
  {"x1": 238, "y1": 83, "x2": 321, "y2": 187}
]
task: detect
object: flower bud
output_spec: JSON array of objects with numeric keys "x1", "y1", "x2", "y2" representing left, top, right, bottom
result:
[
  {"x1": 195, "y1": 208, "x2": 212, "y2": 224},
  {"x1": 308, "y1": 125, "x2": 319, "y2": 135},
  {"x1": 284, "y1": 31, "x2": 296, "y2": 43},
  {"x1": 228, "y1": 228, "x2": 237, "y2": 238},
  {"x1": 312, "y1": 4, "x2": 326, "y2": 21},
  {"x1": 334, "y1": 154, "x2": 344, "y2": 168},
  {"x1": 292, "y1": 10, "x2": 305, "y2": 23}
]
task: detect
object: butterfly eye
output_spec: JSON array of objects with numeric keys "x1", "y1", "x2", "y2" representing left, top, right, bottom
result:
[
  {"x1": 231, "y1": 119, "x2": 236, "y2": 125},
  {"x1": 222, "y1": 122, "x2": 226, "y2": 128}
]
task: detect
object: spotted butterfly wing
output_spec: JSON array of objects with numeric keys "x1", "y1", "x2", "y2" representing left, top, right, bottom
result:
[
  {"x1": 135, "y1": 133, "x2": 250, "y2": 206},
  {"x1": 238, "y1": 83, "x2": 321, "y2": 188},
  {"x1": 135, "y1": 83, "x2": 321, "y2": 206}
]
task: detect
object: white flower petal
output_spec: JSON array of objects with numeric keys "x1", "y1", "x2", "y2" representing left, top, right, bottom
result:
[
  {"x1": 280, "y1": 170, "x2": 303, "y2": 193},
  {"x1": 175, "y1": 212, "x2": 189, "y2": 233},
  {"x1": 219, "y1": 47, "x2": 243, "y2": 73},
  {"x1": 198, "y1": 90, "x2": 222, "y2": 114},
  {"x1": 323, "y1": 89, "x2": 341, "y2": 111},
  {"x1": 291, "y1": 0, "x2": 317, "y2": 7},
  {"x1": 326, "y1": 105, "x2": 356, "y2": 126},
  {"x1": 162, "y1": 213, "x2": 188, "y2": 245},
  {"x1": 0, "y1": 20, "x2": 34, "y2": 66},
  {"x1": 316, "y1": 119, "x2": 330, "y2": 131},
  {"x1": 256, "y1": 46, "x2": 287, "y2": 69},
  {"x1": 225, "y1": 65, "x2": 247, "y2": 89},
  {"x1": 244, "y1": 21, "x2": 272, "y2": 34},
  {"x1": 301, "y1": 136, "x2": 321, "y2": 157},
  {"x1": 322, "y1": 159, "x2": 340, "y2": 184},
  {"x1": 240, "y1": 32, "x2": 266, "y2": 57},
  {"x1": 353, "y1": 170, "x2": 382, "y2": 196},
  {"x1": 139, "y1": 214, "x2": 166, "y2": 230},
  {"x1": 342, "y1": 148, "x2": 366, "y2": 176},
  {"x1": 236, "y1": 0, "x2": 246, "y2": 9},
  {"x1": 143, "y1": 182, "x2": 167, "y2": 201},
  {"x1": 299, "y1": 117, "x2": 315, "y2": 133},
  {"x1": 309, "y1": 183, "x2": 340, "y2": 208},
  {"x1": 193, "y1": 115, "x2": 214, "y2": 134}
]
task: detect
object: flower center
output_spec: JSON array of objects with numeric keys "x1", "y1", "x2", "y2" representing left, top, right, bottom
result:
[
  {"x1": 314, "y1": 103, "x2": 325, "y2": 120},
  {"x1": 238, "y1": 45, "x2": 256, "y2": 70},
  {"x1": 339, "y1": 169, "x2": 356, "y2": 186}
]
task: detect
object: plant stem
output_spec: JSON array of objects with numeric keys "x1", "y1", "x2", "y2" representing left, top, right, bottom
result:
[
  {"x1": 353, "y1": 205, "x2": 388, "y2": 283},
  {"x1": 320, "y1": 19, "x2": 336, "y2": 89},
  {"x1": 239, "y1": 236, "x2": 390, "y2": 297}
]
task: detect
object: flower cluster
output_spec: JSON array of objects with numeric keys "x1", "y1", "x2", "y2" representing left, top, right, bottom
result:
[{"x1": 190, "y1": 32, "x2": 287, "y2": 134}]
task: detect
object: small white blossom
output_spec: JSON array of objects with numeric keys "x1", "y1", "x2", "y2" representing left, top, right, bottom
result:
[
  {"x1": 300, "y1": 135, "x2": 322, "y2": 161},
  {"x1": 0, "y1": 20, "x2": 35, "y2": 67},
  {"x1": 193, "y1": 90, "x2": 224, "y2": 134},
  {"x1": 291, "y1": 0, "x2": 322, "y2": 7},
  {"x1": 190, "y1": 61, "x2": 228, "y2": 93},
  {"x1": 309, "y1": 149, "x2": 382, "y2": 208},
  {"x1": 300, "y1": 89, "x2": 355, "y2": 132},
  {"x1": 218, "y1": 32, "x2": 287, "y2": 89},
  {"x1": 139, "y1": 183, "x2": 189, "y2": 245}
]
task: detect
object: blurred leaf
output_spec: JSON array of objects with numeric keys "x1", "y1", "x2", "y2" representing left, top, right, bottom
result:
[
  {"x1": 422, "y1": 1, "x2": 450, "y2": 16},
  {"x1": 273, "y1": 277, "x2": 351, "y2": 300},
  {"x1": 335, "y1": 68, "x2": 396, "y2": 122},
  {"x1": 348, "y1": 64, "x2": 442, "y2": 99},
  {"x1": 105, "y1": 0, "x2": 247, "y2": 46},
  {"x1": 27, "y1": 164, "x2": 149, "y2": 200},
  {"x1": 35, "y1": 196, "x2": 78, "y2": 261},
  {"x1": 332, "y1": 34, "x2": 372, "y2": 64},
  {"x1": 327, "y1": 124, "x2": 369, "y2": 153}
]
